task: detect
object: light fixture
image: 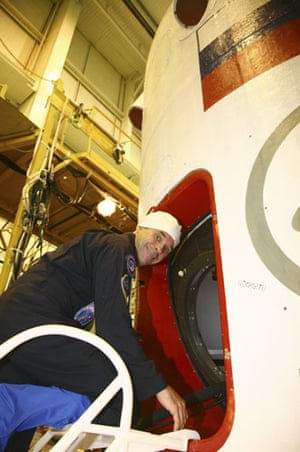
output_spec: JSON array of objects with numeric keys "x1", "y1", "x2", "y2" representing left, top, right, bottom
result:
[
  {"x1": 97, "y1": 198, "x2": 117, "y2": 216},
  {"x1": 112, "y1": 145, "x2": 125, "y2": 165},
  {"x1": 72, "y1": 102, "x2": 84, "y2": 128}
]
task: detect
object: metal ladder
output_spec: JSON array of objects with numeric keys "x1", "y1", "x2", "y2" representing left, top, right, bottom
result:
[{"x1": 0, "y1": 325, "x2": 200, "y2": 451}]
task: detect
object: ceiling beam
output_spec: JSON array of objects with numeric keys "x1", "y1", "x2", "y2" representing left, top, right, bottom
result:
[{"x1": 121, "y1": 0, "x2": 157, "y2": 38}]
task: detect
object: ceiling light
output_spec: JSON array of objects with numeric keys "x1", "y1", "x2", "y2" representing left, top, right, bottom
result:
[{"x1": 97, "y1": 198, "x2": 117, "y2": 216}]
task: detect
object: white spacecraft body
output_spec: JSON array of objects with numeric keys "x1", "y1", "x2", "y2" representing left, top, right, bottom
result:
[{"x1": 137, "y1": 0, "x2": 300, "y2": 450}]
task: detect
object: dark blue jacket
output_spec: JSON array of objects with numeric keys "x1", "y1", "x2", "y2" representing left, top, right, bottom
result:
[{"x1": 0, "y1": 230, "x2": 166, "y2": 402}]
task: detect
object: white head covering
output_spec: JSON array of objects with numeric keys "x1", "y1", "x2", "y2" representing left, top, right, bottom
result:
[{"x1": 138, "y1": 211, "x2": 182, "y2": 247}]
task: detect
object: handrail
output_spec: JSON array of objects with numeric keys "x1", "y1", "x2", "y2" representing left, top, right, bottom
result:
[{"x1": 0, "y1": 325, "x2": 133, "y2": 452}]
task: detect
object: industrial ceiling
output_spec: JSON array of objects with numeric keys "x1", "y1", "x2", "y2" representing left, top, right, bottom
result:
[{"x1": 0, "y1": 0, "x2": 171, "y2": 251}]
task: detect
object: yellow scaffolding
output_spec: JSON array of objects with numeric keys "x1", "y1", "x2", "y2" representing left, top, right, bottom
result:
[{"x1": 0, "y1": 81, "x2": 139, "y2": 292}]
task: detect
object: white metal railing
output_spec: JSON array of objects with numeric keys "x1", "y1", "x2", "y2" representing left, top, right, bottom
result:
[{"x1": 0, "y1": 325, "x2": 200, "y2": 451}]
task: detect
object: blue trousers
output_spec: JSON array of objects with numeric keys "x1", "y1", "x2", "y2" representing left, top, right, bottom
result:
[{"x1": 0, "y1": 383, "x2": 90, "y2": 451}]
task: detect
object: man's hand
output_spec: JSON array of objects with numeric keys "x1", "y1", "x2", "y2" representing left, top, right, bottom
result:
[{"x1": 156, "y1": 385, "x2": 188, "y2": 431}]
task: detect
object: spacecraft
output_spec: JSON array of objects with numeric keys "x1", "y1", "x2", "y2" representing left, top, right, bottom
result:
[{"x1": 131, "y1": 0, "x2": 300, "y2": 450}]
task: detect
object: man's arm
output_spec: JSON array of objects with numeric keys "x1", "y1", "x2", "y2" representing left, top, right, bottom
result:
[{"x1": 155, "y1": 385, "x2": 188, "y2": 431}]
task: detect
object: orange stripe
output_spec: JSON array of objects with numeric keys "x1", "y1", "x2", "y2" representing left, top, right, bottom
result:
[{"x1": 202, "y1": 18, "x2": 300, "y2": 110}]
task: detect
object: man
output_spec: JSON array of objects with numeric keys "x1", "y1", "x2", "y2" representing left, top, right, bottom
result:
[{"x1": 0, "y1": 210, "x2": 187, "y2": 450}]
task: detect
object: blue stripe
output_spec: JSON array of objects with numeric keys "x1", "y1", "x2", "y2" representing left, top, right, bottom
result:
[{"x1": 199, "y1": 0, "x2": 300, "y2": 79}]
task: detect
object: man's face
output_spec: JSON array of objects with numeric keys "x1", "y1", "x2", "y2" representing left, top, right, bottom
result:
[{"x1": 135, "y1": 227, "x2": 175, "y2": 266}]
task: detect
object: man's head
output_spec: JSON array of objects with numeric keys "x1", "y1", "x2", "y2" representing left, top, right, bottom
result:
[{"x1": 134, "y1": 211, "x2": 182, "y2": 266}]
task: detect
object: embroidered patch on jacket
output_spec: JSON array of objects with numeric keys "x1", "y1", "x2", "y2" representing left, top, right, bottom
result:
[
  {"x1": 74, "y1": 301, "x2": 95, "y2": 328},
  {"x1": 121, "y1": 274, "x2": 130, "y2": 300},
  {"x1": 126, "y1": 254, "x2": 136, "y2": 278}
]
